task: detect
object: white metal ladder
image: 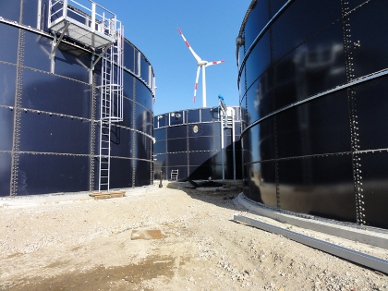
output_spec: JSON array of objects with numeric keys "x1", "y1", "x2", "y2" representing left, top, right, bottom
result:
[
  {"x1": 171, "y1": 170, "x2": 179, "y2": 181},
  {"x1": 218, "y1": 97, "x2": 236, "y2": 180},
  {"x1": 98, "y1": 20, "x2": 124, "y2": 192},
  {"x1": 224, "y1": 115, "x2": 234, "y2": 128}
]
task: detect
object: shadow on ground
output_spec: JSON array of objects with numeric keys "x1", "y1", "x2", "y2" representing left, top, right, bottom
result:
[{"x1": 166, "y1": 180, "x2": 245, "y2": 212}]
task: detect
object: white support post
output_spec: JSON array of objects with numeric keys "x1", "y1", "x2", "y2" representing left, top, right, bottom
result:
[
  {"x1": 91, "y1": 2, "x2": 96, "y2": 33},
  {"x1": 231, "y1": 108, "x2": 236, "y2": 180},
  {"x1": 202, "y1": 67, "x2": 207, "y2": 108},
  {"x1": 50, "y1": 35, "x2": 56, "y2": 74},
  {"x1": 89, "y1": 53, "x2": 95, "y2": 84},
  {"x1": 37, "y1": 0, "x2": 42, "y2": 30},
  {"x1": 137, "y1": 51, "x2": 141, "y2": 77},
  {"x1": 63, "y1": 0, "x2": 68, "y2": 18},
  {"x1": 148, "y1": 65, "x2": 152, "y2": 87},
  {"x1": 152, "y1": 76, "x2": 156, "y2": 96},
  {"x1": 221, "y1": 111, "x2": 225, "y2": 180}
]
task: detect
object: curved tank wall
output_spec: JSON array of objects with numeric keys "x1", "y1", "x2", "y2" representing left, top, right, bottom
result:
[
  {"x1": 237, "y1": 0, "x2": 388, "y2": 229},
  {"x1": 0, "y1": 0, "x2": 155, "y2": 196},
  {"x1": 154, "y1": 107, "x2": 242, "y2": 181}
]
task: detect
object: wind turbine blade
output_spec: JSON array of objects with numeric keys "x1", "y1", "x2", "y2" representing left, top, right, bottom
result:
[
  {"x1": 205, "y1": 60, "x2": 225, "y2": 67},
  {"x1": 177, "y1": 27, "x2": 202, "y2": 63},
  {"x1": 193, "y1": 66, "x2": 201, "y2": 103}
]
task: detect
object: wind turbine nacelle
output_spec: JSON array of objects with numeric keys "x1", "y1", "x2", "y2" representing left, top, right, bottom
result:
[{"x1": 177, "y1": 27, "x2": 224, "y2": 107}]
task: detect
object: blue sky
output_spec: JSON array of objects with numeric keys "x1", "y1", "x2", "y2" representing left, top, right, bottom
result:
[{"x1": 91, "y1": 0, "x2": 251, "y2": 115}]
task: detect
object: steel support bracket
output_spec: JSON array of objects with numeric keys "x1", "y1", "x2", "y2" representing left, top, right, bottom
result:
[
  {"x1": 50, "y1": 21, "x2": 70, "y2": 59},
  {"x1": 92, "y1": 43, "x2": 113, "y2": 70}
]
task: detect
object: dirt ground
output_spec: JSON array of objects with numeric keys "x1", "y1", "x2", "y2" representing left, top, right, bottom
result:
[{"x1": 0, "y1": 182, "x2": 387, "y2": 291}]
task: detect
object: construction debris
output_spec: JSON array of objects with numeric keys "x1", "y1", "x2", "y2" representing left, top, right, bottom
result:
[{"x1": 89, "y1": 191, "x2": 125, "y2": 200}]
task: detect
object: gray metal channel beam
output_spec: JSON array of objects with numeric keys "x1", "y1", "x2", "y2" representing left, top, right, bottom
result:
[
  {"x1": 235, "y1": 194, "x2": 388, "y2": 249},
  {"x1": 234, "y1": 214, "x2": 388, "y2": 275}
]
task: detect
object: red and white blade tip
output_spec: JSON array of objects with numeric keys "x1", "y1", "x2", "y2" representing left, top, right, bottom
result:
[
  {"x1": 177, "y1": 28, "x2": 190, "y2": 48},
  {"x1": 205, "y1": 60, "x2": 225, "y2": 67}
]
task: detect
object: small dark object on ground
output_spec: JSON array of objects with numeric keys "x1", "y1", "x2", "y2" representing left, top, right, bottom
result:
[{"x1": 188, "y1": 180, "x2": 223, "y2": 188}]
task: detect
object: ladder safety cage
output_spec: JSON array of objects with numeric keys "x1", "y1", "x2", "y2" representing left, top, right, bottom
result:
[
  {"x1": 98, "y1": 15, "x2": 124, "y2": 192},
  {"x1": 101, "y1": 21, "x2": 124, "y2": 123}
]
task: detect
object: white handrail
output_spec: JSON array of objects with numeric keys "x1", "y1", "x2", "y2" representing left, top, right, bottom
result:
[{"x1": 49, "y1": 0, "x2": 120, "y2": 40}]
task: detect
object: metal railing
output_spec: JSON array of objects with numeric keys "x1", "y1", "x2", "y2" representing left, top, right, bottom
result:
[{"x1": 48, "y1": 0, "x2": 119, "y2": 43}]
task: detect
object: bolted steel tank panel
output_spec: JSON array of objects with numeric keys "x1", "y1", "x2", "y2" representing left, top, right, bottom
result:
[
  {"x1": 0, "y1": 0, "x2": 155, "y2": 196},
  {"x1": 154, "y1": 107, "x2": 243, "y2": 182},
  {"x1": 236, "y1": 0, "x2": 388, "y2": 229}
]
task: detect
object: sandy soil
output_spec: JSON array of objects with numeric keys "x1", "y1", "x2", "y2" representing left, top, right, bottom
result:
[{"x1": 0, "y1": 182, "x2": 387, "y2": 291}]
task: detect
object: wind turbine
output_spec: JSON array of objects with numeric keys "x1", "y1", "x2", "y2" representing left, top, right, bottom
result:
[{"x1": 177, "y1": 27, "x2": 225, "y2": 108}]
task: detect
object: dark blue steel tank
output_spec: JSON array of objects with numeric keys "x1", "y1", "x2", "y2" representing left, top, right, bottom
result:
[
  {"x1": 153, "y1": 107, "x2": 242, "y2": 181},
  {"x1": 237, "y1": 0, "x2": 388, "y2": 229},
  {"x1": 0, "y1": 0, "x2": 155, "y2": 196}
]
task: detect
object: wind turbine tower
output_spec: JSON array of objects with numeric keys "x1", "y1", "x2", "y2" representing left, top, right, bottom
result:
[{"x1": 178, "y1": 28, "x2": 225, "y2": 108}]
